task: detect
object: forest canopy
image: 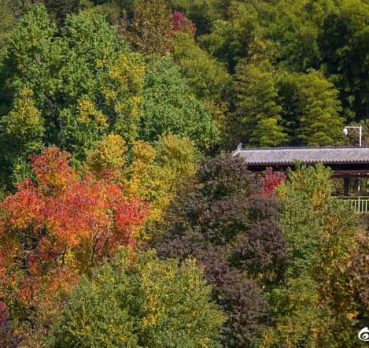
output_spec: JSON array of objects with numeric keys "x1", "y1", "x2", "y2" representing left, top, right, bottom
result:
[{"x1": 1, "y1": 1, "x2": 369, "y2": 347}]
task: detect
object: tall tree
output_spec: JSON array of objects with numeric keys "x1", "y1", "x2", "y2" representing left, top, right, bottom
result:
[
  {"x1": 200, "y1": 1, "x2": 260, "y2": 72},
  {"x1": 267, "y1": 165, "x2": 359, "y2": 347},
  {"x1": 154, "y1": 154, "x2": 287, "y2": 347},
  {"x1": 318, "y1": 0, "x2": 369, "y2": 120},
  {"x1": 0, "y1": 88, "x2": 44, "y2": 178},
  {"x1": 295, "y1": 70, "x2": 344, "y2": 146},
  {"x1": 172, "y1": 32, "x2": 231, "y2": 131},
  {"x1": 233, "y1": 59, "x2": 287, "y2": 147}
]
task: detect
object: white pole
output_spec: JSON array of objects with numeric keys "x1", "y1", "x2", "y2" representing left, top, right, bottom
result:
[{"x1": 359, "y1": 126, "x2": 363, "y2": 147}]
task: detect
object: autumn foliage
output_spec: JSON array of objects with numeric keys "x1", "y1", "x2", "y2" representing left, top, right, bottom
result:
[
  {"x1": 261, "y1": 168, "x2": 286, "y2": 195},
  {"x1": 171, "y1": 11, "x2": 196, "y2": 36},
  {"x1": 0, "y1": 147, "x2": 148, "y2": 322}
]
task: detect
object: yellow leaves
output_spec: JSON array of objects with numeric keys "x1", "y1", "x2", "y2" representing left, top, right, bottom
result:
[
  {"x1": 18, "y1": 88, "x2": 34, "y2": 99},
  {"x1": 105, "y1": 52, "x2": 145, "y2": 104},
  {"x1": 77, "y1": 98, "x2": 107, "y2": 128},
  {"x1": 129, "y1": 96, "x2": 143, "y2": 120},
  {"x1": 100, "y1": 52, "x2": 145, "y2": 142},
  {"x1": 125, "y1": 135, "x2": 198, "y2": 234},
  {"x1": 3, "y1": 88, "x2": 44, "y2": 139},
  {"x1": 346, "y1": 311, "x2": 359, "y2": 321},
  {"x1": 87, "y1": 134, "x2": 127, "y2": 175},
  {"x1": 132, "y1": 141, "x2": 156, "y2": 164}
]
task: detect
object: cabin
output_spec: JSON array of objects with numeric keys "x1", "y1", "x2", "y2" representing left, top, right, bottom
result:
[{"x1": 233, "y1": 145, "x2": 369, "y2": 213}]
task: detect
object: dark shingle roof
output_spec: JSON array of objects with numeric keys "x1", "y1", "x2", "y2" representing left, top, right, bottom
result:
[{"x1": 233, "y1": 147, "x2": 369, "y2": 165}]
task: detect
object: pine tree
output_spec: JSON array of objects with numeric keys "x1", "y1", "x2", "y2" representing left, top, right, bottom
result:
[{"x1": 233, "y1": 59, "x2": 287, "y2": 147}]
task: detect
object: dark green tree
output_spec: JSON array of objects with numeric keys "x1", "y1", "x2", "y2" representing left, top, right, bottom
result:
[
  {"x1": 44, "y1": 0, "x2": 80, "y2": 22},
  {"x1": 200, "y1": 1, "x2": 258, "y2": 72},
  {"x1": 318, "y1": 0, "x2": 369, "y2": 119}
]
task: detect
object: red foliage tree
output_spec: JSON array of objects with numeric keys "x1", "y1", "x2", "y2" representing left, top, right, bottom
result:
[
  {"x1": 0, "y1": 147, "x2": 148, "y2": 311},
  {"x1": 171, "y1": 11, "x2": 196, "y2": 36},
  {"x1": 261, "y1": 168, "x2": 286, "y2": 195}
]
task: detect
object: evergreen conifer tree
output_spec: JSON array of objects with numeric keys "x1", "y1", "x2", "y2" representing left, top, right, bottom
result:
[
  {"x1": 295, "y1": 70, "x2": 344, "y2": 146},
  {"x1": 233, "y1": 59, "x2": 287, "y2": 147}
]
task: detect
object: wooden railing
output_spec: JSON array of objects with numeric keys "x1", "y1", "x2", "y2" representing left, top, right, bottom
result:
[{"x1": 338, "y1": 196, "x2": 369, "y2": 213}]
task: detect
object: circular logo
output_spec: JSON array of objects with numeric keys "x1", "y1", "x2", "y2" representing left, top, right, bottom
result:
[{"x1": 358, "y1": 327, "x2": 369, "y2": 341}]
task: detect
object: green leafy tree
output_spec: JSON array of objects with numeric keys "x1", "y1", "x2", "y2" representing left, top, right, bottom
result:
[
  {"x1": 0, "y1": 6, "x2": 145, "y2": 181},
  {"x1": 233, "y1": 59, "x2": 287, "y2": 147},
  {"x1": 318, "y1": 0, "x2": 369, "y2": 119},
  {"x1": 263, "y1": 0, "x2": 325, "y2": 71},
  {"x1": 44, "y1": 0, "x2": 80, "y2": 22},
  {"x1": 0, "y1": 0, "x2": 37, "y2": 50},
  {"x1": 171, "y1": 32, "x2": 231, "y2": 132},
  {"x1": 266, "y1": 165, "x2": 359, "y2": 347},
  {"x1": 58, "y1": 98, "x2": 108, "y2": 160},
  {"x1": 172, "y1": 32, "x2": 231, "y2": 102},
  {"x1": 49, "y1": 249, "x2": 225, "y2": 348},
  {"x1": 0, "y1": 0, "x2": 16, "y2": 51},
  {"x1": 0, "y1": 88, "x2": 44, "y2": 180},
  {"x1": 142, "y1": 57, "x2": 220, "y2": 150},
  {"x1": 0, "y1": 5, "x2": 61, "y2": 114},
  {"x1": 200, "y1": 2, "x2": 259, "y2": 72}
]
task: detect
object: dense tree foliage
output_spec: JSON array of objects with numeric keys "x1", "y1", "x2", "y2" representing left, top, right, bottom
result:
[
  {"x1": 233, "y1": 59, "x2": 287, "y2": 147},
  {"x1": 0, "y1": 147, "x2": 148, "y2": 344},
  {"x1": 3, "y1": 0, "x2": 369, "y2": 150},
  {"x1": 267, "y1": 165, "x2": 360, "y2": 347},
  {"x1": 154, "y1": 157, "x2": 363, "y2": 347},
  {"x1": 0, "y1": 1, "x2": 368, "y2": 346},
  {"x1": 0, "y1": 5, "x2": 218, "y2": 188},
  {"x1": 154, "y1": 155, "x2": 287, "y2": 347},
  {"x1": 141, "y1": 57, "x2": 219, "y2": 149},
  {"x1": 49, "y1": 250, "x2": 225, "y2": 348}
]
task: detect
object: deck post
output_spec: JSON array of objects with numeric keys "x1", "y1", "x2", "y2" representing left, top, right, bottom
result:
[{"x1": 344, "y1": 177, "x2": 350, "y2": 197}]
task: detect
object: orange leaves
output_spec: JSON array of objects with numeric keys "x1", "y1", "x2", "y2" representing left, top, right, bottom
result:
[
  {"x1": 0, "y1": 147, "x2": 149, "y2": 308},
  {"x1": 31, "y1": 147, "x2": 73, "y2": 195},
  {"x1": 2, "y1": 179, "x2": 44, "y2": 231}
]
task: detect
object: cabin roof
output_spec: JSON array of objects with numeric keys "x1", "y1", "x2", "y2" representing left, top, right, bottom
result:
[{"x1": 233, "y1": 146, "x2": 369, "y2": 166}]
